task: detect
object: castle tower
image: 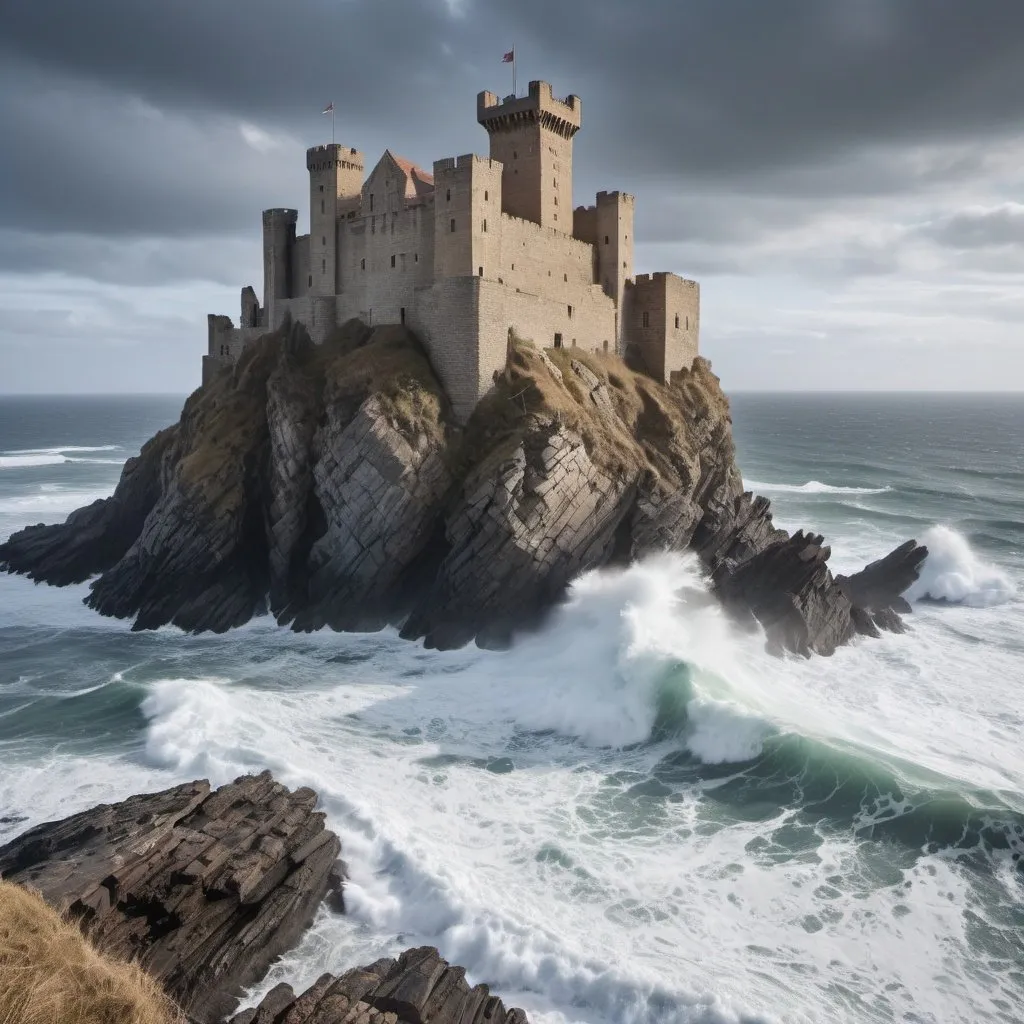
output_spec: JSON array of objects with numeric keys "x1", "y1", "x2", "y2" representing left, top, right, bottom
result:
[
  {"x1": 432, "y1": 155, "x2": 503, "y2": 280},
  {"x1": 477, "y1": 81, "x2": 581, "y2": 230},
  {"x1": 262, "y1": 208, "x2": 297, "y2": 330},
  {"x1": 596, "y1": 191, "x2": 635, "y2": 351},
  {"x1": 307, "y1": 144, "x2": 364, "y2": 295}
]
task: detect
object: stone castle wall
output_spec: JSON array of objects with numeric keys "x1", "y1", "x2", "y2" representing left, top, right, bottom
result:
[
  {"x1": 626, "y1": 273, "x2": 700, "y2": 382},
  {"x1": 206, "y1": 80, "x2": 700, "y2": 420}
]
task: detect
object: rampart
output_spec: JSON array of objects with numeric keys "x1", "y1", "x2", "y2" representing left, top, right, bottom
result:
[{"x1": 203, "y1": 79, "x2": 699, "y2": 421}]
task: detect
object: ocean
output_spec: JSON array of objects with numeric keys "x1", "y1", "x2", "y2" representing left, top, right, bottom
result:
[{"x1": 0, "y1": 392, "x2": 1021, "y2": 1024}]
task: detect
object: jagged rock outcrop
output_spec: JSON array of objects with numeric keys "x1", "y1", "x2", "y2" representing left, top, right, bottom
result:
[
  {"x1": 0, "y1": 772, "x2": 343, "y2": 1023},
  {"x1": 836, "y1": 539, "x2": 928, "y2": 635},
  {"x1": 0, "y1": 318, "x2": 926, "y2": 655},
  {"x1": 231, "y1": 947, "x2": 528, "y2": 1024}
]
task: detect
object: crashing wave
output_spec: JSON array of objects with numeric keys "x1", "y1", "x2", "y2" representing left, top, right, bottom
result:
[
  {"x1": 905, "y1": 526, "x2": 1016, "y2": 607},
  {"x1": 745, "y1": 479, "x2": 891, "y2": 495}
]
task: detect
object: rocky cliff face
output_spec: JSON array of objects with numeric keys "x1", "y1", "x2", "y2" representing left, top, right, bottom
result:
[{"x1": 0, "y1": 319, "x2": 924, "y2": 656}]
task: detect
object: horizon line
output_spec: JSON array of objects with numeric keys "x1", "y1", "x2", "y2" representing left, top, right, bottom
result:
[{"x1": 2, "y1": 389, "x2": 1024, "y2": 399}]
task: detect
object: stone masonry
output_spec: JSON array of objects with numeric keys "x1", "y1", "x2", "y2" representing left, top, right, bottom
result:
[{"x1": 204, "y1": 80, "x2": 701, "y2": 420}]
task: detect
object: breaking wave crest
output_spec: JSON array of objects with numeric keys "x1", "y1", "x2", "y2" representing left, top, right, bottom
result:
[
  {"x1": 906, "y1": 525, "x2": 1017, "y2": 607},
  {"x1": 128, "y1": 543, "x2": 1024, "y2": 1024},
  {"x1": 746, "y1": 479, "x2": 891, "y2": 495},
  {"x1": 0, "y1": 445, "x2": 123, "y2": 469}
]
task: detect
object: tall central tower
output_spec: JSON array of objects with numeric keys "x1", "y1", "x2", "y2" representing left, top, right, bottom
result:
[{"x1": 477, "y1": 81, "x2": 581, "y2": 230}]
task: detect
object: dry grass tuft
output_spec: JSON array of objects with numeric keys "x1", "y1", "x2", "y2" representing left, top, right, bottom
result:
[
  {"x1": 0, "y1": 879, "x2": 181, "y2": 1024},
  {"x1": 459, "y1": 335, "x2": 733, "y2": 493},
  {"x1": 313, "y1": 323, "x2": 450, "y2": 448}
]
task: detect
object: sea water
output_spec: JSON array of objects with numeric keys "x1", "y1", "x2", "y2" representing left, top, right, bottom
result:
[{"x1": 0, "y1": 392, "x2": 1021, "y2": 1024}]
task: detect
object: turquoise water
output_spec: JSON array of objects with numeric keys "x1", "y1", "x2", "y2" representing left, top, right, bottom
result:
[{"x1": 0, "y1": 393, "x2": 1021, "y2": 1024}]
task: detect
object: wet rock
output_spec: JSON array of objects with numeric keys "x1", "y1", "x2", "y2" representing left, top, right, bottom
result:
[
  {"x1": 402, "y1": 422, "x2": 633, "y2": 649},
  {"x1": 231, "y1": 947, "x2": 529, "y2": 1024},
  {"x1": 0, "y1": 322, "x2": 926, "y2": 658},
  {"x1": 837, "y1": 538, "x2": 928, "y2": 620},
  {"x1": 0, "y1": 771, "x2": 342, "y2": 1023}
]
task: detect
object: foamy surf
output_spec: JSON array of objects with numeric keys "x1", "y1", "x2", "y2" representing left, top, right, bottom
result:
[
  {"x1": 905, "y1": 525, "x2": 1017, "y2": 607},
  {"x1": 2, "y1": 392, "x2": 1023, "y2": 1024},
  {"x1": 0, "y1": 445, "x2": 123, "y2": 470},
  {"x1": 745, "y1": 479, "x2": 891, "y2": 495}
]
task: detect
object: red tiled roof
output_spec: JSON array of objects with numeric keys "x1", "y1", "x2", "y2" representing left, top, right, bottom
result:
[{"x1": 387, "y1": 150, "x2": 434, "y2": 198}]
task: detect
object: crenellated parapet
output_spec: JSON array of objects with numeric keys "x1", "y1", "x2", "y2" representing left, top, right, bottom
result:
[
  {"x1": 477, "y1": 81, "x2": 580, "y2": 229},
  {"x1": 305, "y1": 144, "x2": 364, "y2": 174},
  {"x1": 477, "y1": 81, "x2": 582, "y2": 139},
  {"x1": 202, "y1": 77, "x2": 699, "y2": 421}
]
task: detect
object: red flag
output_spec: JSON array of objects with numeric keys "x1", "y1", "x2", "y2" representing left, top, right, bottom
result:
[{"x1": 502, "y1": 49, "x2": 514, "y2": 63}]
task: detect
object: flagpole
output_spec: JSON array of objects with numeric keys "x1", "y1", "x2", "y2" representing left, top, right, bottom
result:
[
  {"x1": 332, "y1": 104, "x2": 336, "y2": 145},
  {"x1": 512, "y1": 47, "x2": 517, "y2": 96}
]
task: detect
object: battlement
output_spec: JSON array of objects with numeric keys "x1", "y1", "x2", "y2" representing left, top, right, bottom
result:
[
  {"x1": 263, "y1": 208, "x2": 298, "y2": 222},
  {"x1": 434, "y1": 154, "x2": 501, "y2": 175},
  {"x1": 477, "y1": 81, "x2": 582, "y2": 139},
  {"x1": 205, "y1": 76, "x2": 699, "y2": 420},
  {"x1": 634, "y1": 271, "x2": 698, "y2": 288},
  {"x1": 306, "y1": 144, "x2": 364, "y2": 173}
]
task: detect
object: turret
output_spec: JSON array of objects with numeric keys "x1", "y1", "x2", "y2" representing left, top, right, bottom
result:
[
  {"x1": 432, "y1": 155, "x2": 503, "y2": 280},
  {"x1": 307, "y1": 144, "x2": 364, "y2": 295},
  {"x1": 596, "y1": 191, "x2": 634, "y2": 350},
  {"x1": 262, "y1": 208, "x2": 297, "y2": 330},
  {"x1": 477, "y1": 81, "x2": 581, "y2": 230}
]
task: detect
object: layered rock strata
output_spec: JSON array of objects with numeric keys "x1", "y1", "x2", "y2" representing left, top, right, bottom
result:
[
  {"x1": 0, "y1": 319, "x2": 926, "y2": 656},
  {"x1": 0, "y1": 772, "x2": 343, "y2": 1023},
  {"x1": 231, "y1": 947, "x2": 528, "y2": 1024}
]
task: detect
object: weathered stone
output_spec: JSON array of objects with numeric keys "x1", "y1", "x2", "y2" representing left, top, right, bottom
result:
[
  {"x1": 0, "y1": 325, "x2": 926, "y2": 658},
  {"x1": 234, "y1": 947, "x2": 528, "y2": 1024},
  {"x1": 0, "y1": 772, "x2": 343, "y2": 1024}
]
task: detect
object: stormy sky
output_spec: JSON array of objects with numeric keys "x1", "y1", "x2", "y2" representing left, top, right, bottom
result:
[{"x1": 2, "y1": 0, "x2": 1023, "y2": 393}]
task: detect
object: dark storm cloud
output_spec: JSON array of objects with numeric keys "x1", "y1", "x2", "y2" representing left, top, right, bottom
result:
[
  {"x1": 4, "y1": 0, "x2": 1024, "y2": 210},
  {"x1": 3, "y1": 0, "x2": 1024, "y2": 393}
]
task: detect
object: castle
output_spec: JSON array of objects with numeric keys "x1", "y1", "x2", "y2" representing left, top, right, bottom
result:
[{"x1": 205, "y1": 80, "x2": 700, "y2": 421}]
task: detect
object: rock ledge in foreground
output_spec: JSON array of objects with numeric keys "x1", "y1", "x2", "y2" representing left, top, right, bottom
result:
[
  {"x1": 0, "y1": 771, "x2": 342, "y2": 1024},
  {"x1": 233, "y1": 946, "x2": 528, "y2": 1024}
]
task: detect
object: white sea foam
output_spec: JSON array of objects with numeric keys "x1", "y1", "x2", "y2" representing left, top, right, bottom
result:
[
  {"x1": 745, "y1": 479, "x2": 891, "y2": 495},
  {"x1": 2, "y1": 445, "x2": 120, "y2": 455},
  {"x1": 0, "y1": 454, "x2": 68, "y2": 469},
  {"x1": 0, "y1": 488, "x2": 109, "y2": 516},
  {"x1": 905, "y1": 525, "x2": 1017, "y2": 607},
  {"x1": 0, "y1": 445, "x2": 123, "y2": 469},
  {"x1": 2, "y1": 539, "x2": 1022, "y2": 1024}
]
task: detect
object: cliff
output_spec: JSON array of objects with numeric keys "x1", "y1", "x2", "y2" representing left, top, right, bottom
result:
[{"x1": 0, "y1": 320, "x2": 924, "y2": 655}]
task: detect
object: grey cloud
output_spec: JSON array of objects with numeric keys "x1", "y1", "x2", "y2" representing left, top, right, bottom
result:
[
  {"x1": 922, "y1": 204, "x2": 1024, "y2": 249},
  {"x1": 4, "y1": 0, "x2": 1024, "y2": 189},
  {"x1": 2, "y1": 0, "x2": 1024, "y2": 393},
  {"x1": 0, "y1": 63, "x2": 307, "y2": 237},
  {"x1": 0, "y1": 229, "x2": 260, "y2": 288}
]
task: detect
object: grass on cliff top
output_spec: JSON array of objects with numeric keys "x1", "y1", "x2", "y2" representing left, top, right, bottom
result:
[
  {"x1": 0, "y1": 879, "x2": 181, "y2": 1024},
  {"x1": 462, "y1": 335, "x2": 731, "y2": 488},
  {"x1": 182, "y1": 320, "x2": 730, "y2": 493},
  {"x1": 314, "y1": 321, "x2": 449, "y2": 448},
  {"x1": 174, "y1": 320, "x2": 449, "y2": 507}
]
